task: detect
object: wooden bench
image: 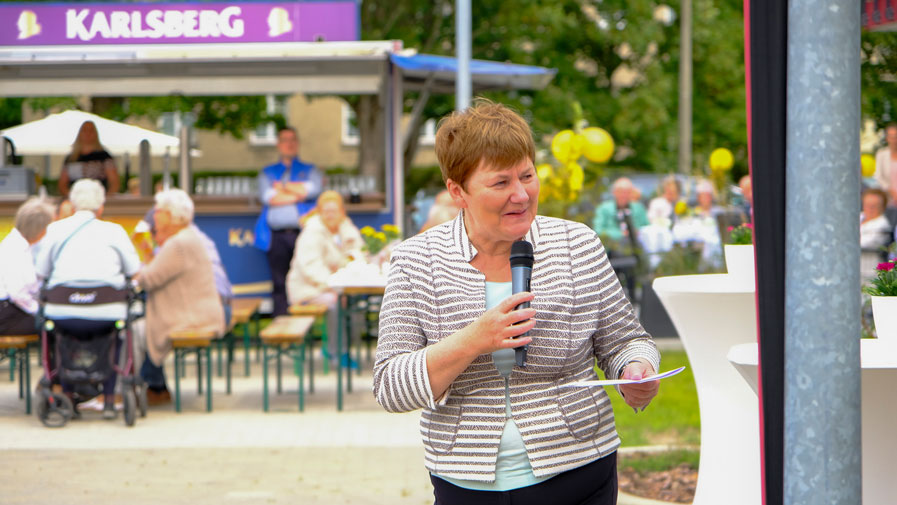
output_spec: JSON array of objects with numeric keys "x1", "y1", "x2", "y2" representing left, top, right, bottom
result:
[
  {"x1": 288, "y1": 303, "x2": 330, "y2": 388},
  {"x1": 259, "y1": 316, "x2": 314, "y2": 412},
  {"x1": 230, "y1": 297, "x2": 264, "y2": 378},
  {"x1": 169, "y1": 329, "x2": 219, "y2": 413},
  {"x1": 0, "y1": 334, "x2": 39, "y2": 415}
]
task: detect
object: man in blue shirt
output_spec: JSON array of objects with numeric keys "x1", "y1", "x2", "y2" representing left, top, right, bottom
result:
[{"x1": 254, "y1": 127, "x2": 322, "y2": 316}]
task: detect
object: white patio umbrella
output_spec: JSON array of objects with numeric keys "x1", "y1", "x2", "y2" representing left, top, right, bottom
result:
[{"x1": 0, "y1": 110, "x2": 192, "y2": 156}]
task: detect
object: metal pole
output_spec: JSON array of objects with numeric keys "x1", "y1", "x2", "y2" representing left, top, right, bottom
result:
[
  {"x1": 139, "y1": 140, "x2": 151, "y2": 196},
  {"x1": 784, "y1": 0, "x2": 861, "y2": 503},
  {"x1": 455, "y1": 0, "x2": 471, "y2": 111},
  {"x1": 163, "y1": 147, "x2": 171, "y2": 190},
  {"x1": 178, "y1": 125, "x2": 191, "y2": 194},
  {"x1": 677, "y1": 0, "x2": 692, "y2": 175}
]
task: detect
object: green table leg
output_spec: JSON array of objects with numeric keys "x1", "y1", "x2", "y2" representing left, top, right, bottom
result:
[
  {"x1": 276, "y1": 345, "x2": 283, "y2": 394},
  {"x1": 206, "y1": 346, "x2": 212, "y2": 412},
  {"x1": 216, "y1": 339, "x2": 223, "y2": 377},
  {"x1": 243, "y1": 321, "x2": 251, "y2": 377},
  {"x1": 307, "y1": 338, "x2": 315, "y2": 394},
  {"x1": 174, "y1": 350, "x2": 182, "y2": 413},
  {"x1": 346, "y1": 297, "x2": 353, "y2": 394},
  {"x1": 262, "y1": 344, "x2": 269, "y2": 412},
  {"x1": 24, "y1": 345, "x2": 31, "y2": 415},
  {"x1": 197, "y1": 349, "x2": 203, "y2": 394},
  {"x1": 337, "y1": 294, "x2": 344, "y2": 412},
  {"x1": 226, "y1": 338, "x2": 233, "y2": 395},
  {"x1": 17, "y1": 351, "x2": 24, "y2": 399},
  {"x1": 298, "y1": 343, "x2": 305, "y2": 412}
]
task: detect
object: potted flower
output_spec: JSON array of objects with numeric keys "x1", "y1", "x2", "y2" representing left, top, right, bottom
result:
[
  {"x1": 863, "y1": 262, "x2": 897, "y2": 340},
  {"x1": 724, "y1": 223, "x2": 754, "y2": 288},
  {"x1": 360, "y1": 224, "x2": 401, "y2": 270}
]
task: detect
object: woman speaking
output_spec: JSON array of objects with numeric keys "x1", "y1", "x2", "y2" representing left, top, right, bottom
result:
[{"x1": 373, "y1": 100, "x2": 661, "y2": 504}]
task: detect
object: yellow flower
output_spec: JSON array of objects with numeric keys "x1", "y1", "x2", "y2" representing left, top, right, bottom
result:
[
  {"x1": 374, "y1": 232, "x2": 387, "y2": 242},
  {"x1": 361, "y1": 226, "x2": 375, "y2": 236},
  {"x1": 674, "y1": 201, "x2": 689, "y2": 216},
  {"x1": 381, "y1": 224, "x2": 399, "y2": 234},
  {"x1": 567, "y1": 162, "x2": 584, "y2": 192}
]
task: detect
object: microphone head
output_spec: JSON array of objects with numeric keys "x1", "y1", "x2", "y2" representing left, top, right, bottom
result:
[{"x1": 510, "y1": 240, "x2": 534, "y2": 268}]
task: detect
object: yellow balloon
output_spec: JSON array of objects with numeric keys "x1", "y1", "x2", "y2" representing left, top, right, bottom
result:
[
  {"x1": 674, "y1": 200, "x2": 689, "y2": 216},
  {"x1": 709, "y1": 148, "x2": 734, "y2": 171},
  {"x1": 551, "y1": 130, "x2": 583, "y2": 164},
  {"x1": 536, "y1": 163, "x2": 554, "y2": 181},
  {"x1": 861, "y1": 153, "x2": 876, "y2": 178},
  {"x1": 581, "y1": 127, "x2": 614, "y2": 163},
  {"x1": 567, "y1": 162, "x2": 584, "y2": 192}
]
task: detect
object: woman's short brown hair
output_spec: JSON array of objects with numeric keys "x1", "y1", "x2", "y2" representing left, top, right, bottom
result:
[{"x1": 434, "y1": 99, "x2": 535, "y2": 189}]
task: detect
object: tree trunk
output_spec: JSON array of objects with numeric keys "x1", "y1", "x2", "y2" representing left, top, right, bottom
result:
[{"x1": 355, "y1": 95, "x2": 385, "y2": 190}]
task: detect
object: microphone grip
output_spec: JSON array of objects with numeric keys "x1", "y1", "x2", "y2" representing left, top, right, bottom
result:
[{"x1": 511, "y1": 265, "x2": 532, "y2": 367}]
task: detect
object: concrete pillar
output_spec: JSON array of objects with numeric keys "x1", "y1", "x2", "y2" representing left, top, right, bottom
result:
[{"x1": 785, "y1": 0, "x2": 861, "y2": 503}]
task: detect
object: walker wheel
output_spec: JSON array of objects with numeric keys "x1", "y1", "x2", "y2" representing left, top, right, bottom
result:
[
  {"x1": 37, "y1": 391, "x2": 75, "y2": 428},
  {"x1": 123, "y1": 388, "x2": 137, "y2": 427}
]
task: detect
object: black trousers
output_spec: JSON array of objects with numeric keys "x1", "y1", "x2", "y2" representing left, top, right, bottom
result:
[
  {"x1": 0, "y1": 300, "x2": 37, "y2": 335},
  {"x1": 430, "y1": 452, "x2": 617, "y2": 505},
  {"x1": 267, "y1": 228, "x2": 300, "y2": 317}
]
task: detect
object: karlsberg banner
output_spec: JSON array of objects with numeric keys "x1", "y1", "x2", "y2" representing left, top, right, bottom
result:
[{"x1": 0, "y1": 2, "x2": 358, "y2": 46}]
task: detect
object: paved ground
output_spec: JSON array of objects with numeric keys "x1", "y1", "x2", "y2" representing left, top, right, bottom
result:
[
  {"x1": 1, "y1": 340, "x2": 684, "y2": 505},
  {"x1": 1, "y1": 350, "x2": 432, "y2": 505}
]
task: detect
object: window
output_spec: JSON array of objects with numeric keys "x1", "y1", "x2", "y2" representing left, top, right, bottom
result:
[
  {"x1": 341, "y1": 103, "x2": 436, "y2": 147},
  {"x1": 249, "y1": 95, "x2": 289, "y2": 146},
  {"x1": 158, "y1": 111, "x2": 185, "y2": 137},
  {"x1": 157, "y1": 111, "x2": 197, "y2": 147}
]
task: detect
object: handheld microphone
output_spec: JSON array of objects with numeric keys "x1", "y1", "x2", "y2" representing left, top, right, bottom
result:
[{"x1": 510, "y1": 240, "x2": 534, "y2": 367}]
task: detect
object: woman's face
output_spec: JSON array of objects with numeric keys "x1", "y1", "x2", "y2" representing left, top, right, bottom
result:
[
  {"x1": 79, "y1": 122, "x2": 98, "y2": 146},
  {"x1": 153, "y1": 207, "x2": 177, "y2": 245},
  {"x1": 319, "y1": 200, "x2": 344, "y2": 232},
  {"x1": 449, "y1": 158, "x2": 539, "y2": 246}
]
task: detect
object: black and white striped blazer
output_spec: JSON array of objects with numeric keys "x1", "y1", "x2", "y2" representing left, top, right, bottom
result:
[{"x1": 373, "y1": 212, "x2": 660, "y2": 482}]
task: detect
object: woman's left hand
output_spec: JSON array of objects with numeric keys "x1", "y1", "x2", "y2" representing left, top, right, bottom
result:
[{"x1": 619, "y1": 360, "x2": 659, "y2": 410}]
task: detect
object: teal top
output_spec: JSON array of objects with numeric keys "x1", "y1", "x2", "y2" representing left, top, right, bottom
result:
[
  {"x1": 434, "y1": 281, "x2": 551, "y2": 491},
  {"x1": 591, "y1": 200, "x2": 649, "y2": 242}
]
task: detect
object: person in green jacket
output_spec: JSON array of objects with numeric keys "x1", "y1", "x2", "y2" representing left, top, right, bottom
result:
[{"x1": 592, "y1": 177, "x2": 649, "y2": 242}]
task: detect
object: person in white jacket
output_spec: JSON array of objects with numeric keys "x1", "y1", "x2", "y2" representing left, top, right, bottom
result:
[
  {"x1": 874, "y1": 123, "x2": 897, "y2": 204},
  {"x1": 286, "y1": 190, "x2": 363, "y2": 362}
]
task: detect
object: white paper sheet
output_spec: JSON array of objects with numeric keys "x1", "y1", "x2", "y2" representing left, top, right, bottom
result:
[{"x1": 560, "y1": 366, "x2": 687, "y2": 387}]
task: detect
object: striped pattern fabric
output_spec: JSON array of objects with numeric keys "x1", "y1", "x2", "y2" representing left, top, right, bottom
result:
[{"x1": 373, "y1": 212, "x2": 660, "y2": 482}]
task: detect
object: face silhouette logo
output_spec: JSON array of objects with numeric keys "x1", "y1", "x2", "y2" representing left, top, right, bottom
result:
[
  {"x1": 17, "y1": 10, "x2": 41, "y2": 40},
  {"x1": 267, "y1": 7, "x2": 292, "y2": 37}
]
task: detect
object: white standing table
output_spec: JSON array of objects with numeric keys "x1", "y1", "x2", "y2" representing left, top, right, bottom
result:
[{"x1": 653, "y1": 273, "x2": 761, "y2": 505}]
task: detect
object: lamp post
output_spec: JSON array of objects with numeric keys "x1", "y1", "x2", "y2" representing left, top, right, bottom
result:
[{"x1": 678, "y1": 0, "x2": 692, "y2": 175}]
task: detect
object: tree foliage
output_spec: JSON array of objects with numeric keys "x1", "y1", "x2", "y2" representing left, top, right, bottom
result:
[
  {"x1": 862, "y1": 30, "x2": 897, "y2": 136},
  {"x1": 358, "y1": 0, "x2": 749, "y2": 190}
]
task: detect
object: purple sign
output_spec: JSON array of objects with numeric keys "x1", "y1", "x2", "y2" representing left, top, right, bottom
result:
[{"x1": 0, "y1": 2, "x2": 358, "y2": 46}]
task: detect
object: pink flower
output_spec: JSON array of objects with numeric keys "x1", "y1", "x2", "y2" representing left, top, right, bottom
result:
[
  {"x1": 877, "y1": 262, "x2": 895, "y2": 272},
  {"x1": 727, "y1": 226, "x2": 734, "y2": 232}
]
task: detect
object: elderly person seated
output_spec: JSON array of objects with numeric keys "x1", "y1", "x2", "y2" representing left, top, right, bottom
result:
[
  {"x1": 647, "y1": 175, "x2": 682, "y2": 228},
  {"x1": 35, "y1": 179, "x2": 142, "y2": 418},
  {"x1": 286, "y1": 190, "x2": 363, "y2": 364},
  {"x1": 592, "y1": 177, "x2": 649, "y2": 243},
  {"x1": 0, "y1": 198, "x2": 55, "y2": 335},
  {"x1": 135, "y1": 189, "x2": 224, "y2": 405},
  {"x1": 861, "y1": 188, "x2": 893, "y2": 251},
  {"x1": 420, "y1": 189, "x2": 461, "y2": 233}
]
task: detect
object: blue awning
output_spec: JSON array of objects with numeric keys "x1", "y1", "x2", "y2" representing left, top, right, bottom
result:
[{"x1": 390, "y1": 53, "x2": 556, "y2": 93}]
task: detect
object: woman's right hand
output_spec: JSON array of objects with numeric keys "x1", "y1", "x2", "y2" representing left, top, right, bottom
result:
[
  {"x1": 426, "y1": 291, "x2": 536, "y2": 399},
  {"x1": 456, "y1": 291, "x2": 536, "y2": 356}
]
